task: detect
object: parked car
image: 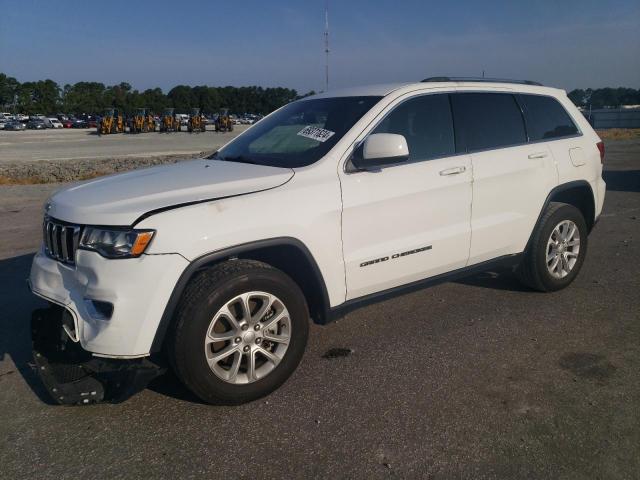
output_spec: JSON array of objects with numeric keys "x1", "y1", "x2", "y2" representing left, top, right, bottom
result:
[
  {"x1": 28, "y1": 116, "x2": 51, "y2": 126},
  {"x1": 48, "y1": 118, "x2": 63, "y2": 129},
  {"x1": 175, "y1": 113, "x2": 189, "y2": 126},
  {"x1": 29, "y1": 77, "x2": 606, "y2": 406},
  {"x1": 27, "y1": 119, "x2": 47, "y2": 129},
  {"x1": 73, "y1": 115, "x2": 99, "y2": 128},
  {"x1": 62, "y1": 118, "x2": 75, "y2": 128},
  {"x1": 4, "y1": 120, "x2": 26, "y2": 131}
]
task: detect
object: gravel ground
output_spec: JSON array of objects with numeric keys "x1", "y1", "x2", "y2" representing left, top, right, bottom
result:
[
  {"x1": 0, "y1": 126, "x2": 247, "y2": 183},
  {"x1": 0, "y1": 139, "x2": 638, "y2": 479}
]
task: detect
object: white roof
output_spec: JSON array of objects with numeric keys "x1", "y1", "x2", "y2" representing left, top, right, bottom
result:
[
  {"x1": 309, "y1": 83, "x2": 409, "y2": 99},
  {"x1": 307, "y1": 81, "x2": 563, "y2": 99}
]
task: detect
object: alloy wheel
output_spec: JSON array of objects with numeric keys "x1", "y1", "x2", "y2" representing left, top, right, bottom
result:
[
  {"x1": 204, "y1": 291, "x2": 291, "y2": 384},
  {"x1": 546, "y1": 220, "x2": 581, "y2": 279}
]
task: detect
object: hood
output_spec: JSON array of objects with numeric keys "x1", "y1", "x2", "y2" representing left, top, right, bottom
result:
[{"x1": 47, "y1": 159, "x2": 294, "y2": 225}]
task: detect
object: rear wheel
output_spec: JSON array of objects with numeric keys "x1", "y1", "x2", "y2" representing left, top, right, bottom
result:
[
  {"x1": 169, "y1": 260, "x2": 309, "y2": 405},
  {"x1": 517, "y1": 202, "x2": 588, "y2": 292}
]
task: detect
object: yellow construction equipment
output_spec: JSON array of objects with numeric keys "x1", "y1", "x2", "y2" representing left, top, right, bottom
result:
[
  {"x1": 98, "y1": 108, "x2": 124, "y2": 134},
  {"x1": 214, "y1": 108, "x2": 234, "y2": 132},
  {"x1": 187, "y1": 108, "x2": 206, "y2": 133},
  {"x1": 130, "y1": 108, "x2": 155, "y2": 133},
  {"x1": 147, "y1": 111, "x2": 156, "y2": 132},
  {"x1": 159, "y1": 108, "x2": 180, "y2": 132}
]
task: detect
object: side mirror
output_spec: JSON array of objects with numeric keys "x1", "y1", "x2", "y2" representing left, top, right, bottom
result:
[{"x1": 351, "y1": 133, "x2": 409, "y2": 170}]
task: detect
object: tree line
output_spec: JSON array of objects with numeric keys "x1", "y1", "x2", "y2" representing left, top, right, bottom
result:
[
  {"x1": 2, "y1": 73, "x2": 638, "y2": 115},
  {"x1": 0, "y1": 73, "x2": 314, "y2": 116},
  {"x1": 568, "y1": 87, "x2": 640, "y2": 109}
]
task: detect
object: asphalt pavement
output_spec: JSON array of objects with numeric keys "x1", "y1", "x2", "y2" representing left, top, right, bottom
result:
[{"x1": 0, "y1": 139, "x2": 638, "y2": 479}]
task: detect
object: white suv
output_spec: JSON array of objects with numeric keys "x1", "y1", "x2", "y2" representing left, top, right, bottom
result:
[{"x1": 29, "y1": 78, "x2": 606, "y2": 405}]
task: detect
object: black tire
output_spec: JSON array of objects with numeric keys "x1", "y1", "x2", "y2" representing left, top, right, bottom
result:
[
  {"x1": 169, "y1": 259, "x2": 309, "y2": 405},
  {"x1": 516, "y1": 202, "x2": 588, "y2": 292}
]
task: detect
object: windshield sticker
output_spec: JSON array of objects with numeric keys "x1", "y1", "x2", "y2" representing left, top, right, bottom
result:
[{"x1": 297, "y1": 126, "x2": 335, "y2": 143}]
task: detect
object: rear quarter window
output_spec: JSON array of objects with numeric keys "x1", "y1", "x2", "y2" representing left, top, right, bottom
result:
[{"x1": 518, "y1": 94, "x2": 579, "y2": 141}]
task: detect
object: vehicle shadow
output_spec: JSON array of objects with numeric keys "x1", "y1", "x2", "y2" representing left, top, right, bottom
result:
[
  {"x1": 146, "y1": 370, "x2": 205, "y2": 404},
  {"x1": 455, "y1": 267, "x2": 532, "y2": 292},
  {"x1": 0, "y1": 253, "x2": 54, "y2": 404},
  {"x1": 602, "y1": 170, "x2": 640, "y2": 193}
]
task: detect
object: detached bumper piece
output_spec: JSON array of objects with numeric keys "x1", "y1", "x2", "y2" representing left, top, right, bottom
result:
[{"x1": 31, "y1": 306, "x2": 165, "y2": 405}]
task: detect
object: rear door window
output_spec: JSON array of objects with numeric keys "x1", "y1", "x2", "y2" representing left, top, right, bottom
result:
[
  {"x1": 372, "y1": 94, "x2": 455, "y2": 161},
  {"x1": 518, "y1": 94, "x2": 579, "y2": 141},
  {"x1": 451, "y1": 93, "x2": 527, "y2": 152}
]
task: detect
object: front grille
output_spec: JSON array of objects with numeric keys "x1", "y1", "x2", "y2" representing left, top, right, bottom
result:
[{"x1": 43, "y1": 217, "x2": 81, "y2": 265}]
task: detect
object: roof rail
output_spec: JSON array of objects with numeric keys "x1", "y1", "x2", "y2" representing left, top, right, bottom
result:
[{"x1": 421, "y1": 76, "x2": 543, "y2": 86}]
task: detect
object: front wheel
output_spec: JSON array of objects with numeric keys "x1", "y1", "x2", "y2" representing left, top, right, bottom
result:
[
  {"x1": 516, "y1": 202, "x2": 588, "y2": 292},
  {"x1": 169, "y1": 260, "x2": 309, "y2": 405}
]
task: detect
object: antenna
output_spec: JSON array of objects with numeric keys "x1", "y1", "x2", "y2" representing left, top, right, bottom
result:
[{"x1": 324, "y1": 0, "x2": 329, "y2": 91}]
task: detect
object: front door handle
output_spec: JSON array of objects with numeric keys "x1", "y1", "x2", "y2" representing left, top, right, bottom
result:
[
  {"x1": 528, "y1": 152, "x2": 548, "y2": 159},
  {"x1": 439, "y1": 166, "x2": 466, "y2": 176}
]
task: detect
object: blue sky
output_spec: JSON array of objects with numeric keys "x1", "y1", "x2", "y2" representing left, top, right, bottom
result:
[{"x1": 1, "y1": 0, "x2": 638, "y2": 93}]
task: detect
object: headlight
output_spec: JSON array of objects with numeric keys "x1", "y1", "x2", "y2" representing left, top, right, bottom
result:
[{"x1": 79, "y1": 227, "x2": 155, "y2": 259}]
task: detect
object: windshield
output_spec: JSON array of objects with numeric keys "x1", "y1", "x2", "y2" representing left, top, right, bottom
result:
[{"x1": 210, "y1": 96, "x2": 381, "y2": 168}]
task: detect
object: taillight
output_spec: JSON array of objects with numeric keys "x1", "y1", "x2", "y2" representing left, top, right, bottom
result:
[{"x1": 596, "y1": 141, "x2": 605, "y2": 164}]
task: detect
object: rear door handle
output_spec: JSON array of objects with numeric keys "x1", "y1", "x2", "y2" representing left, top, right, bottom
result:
[
  {"x1": 439, "y1": 166, "x2": 466, "y2": 176},
  {"x1": 528, "y1": 152, "x2": 548, "y2": 159}
]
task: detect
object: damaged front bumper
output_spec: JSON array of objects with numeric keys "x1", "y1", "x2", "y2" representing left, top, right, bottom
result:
[{"x1": 32, "y1": 306, "x2": 166, "y2": 405}]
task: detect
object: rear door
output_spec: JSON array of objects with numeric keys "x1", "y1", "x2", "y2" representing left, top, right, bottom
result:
[
  {"x1": 517, "y1": 93, "x2": 585, "y2": 187},
  {"x1": 340, "y1": 93, "x2": 472, "y2": 300},
  {"x1": 451, "y1": 92, "x2": 558, "y2": 264}
]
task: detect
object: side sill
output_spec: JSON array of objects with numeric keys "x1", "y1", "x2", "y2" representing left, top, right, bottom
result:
[{"x1": 324, "y1": 253, "x2": 522, "y2": 323}]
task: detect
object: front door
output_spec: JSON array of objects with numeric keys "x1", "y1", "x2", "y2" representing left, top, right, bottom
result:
[{"x1": 339, "y1": 93, "x2": 473, "y2": 300}]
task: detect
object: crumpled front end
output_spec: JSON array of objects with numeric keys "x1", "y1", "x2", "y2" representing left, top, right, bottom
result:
[
  {"x1": 31, "y1": 306, "x2": 166, "y2": 405},
  {"x1": 29, "y1": 247, "x2": 188, "y2": 357}
]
